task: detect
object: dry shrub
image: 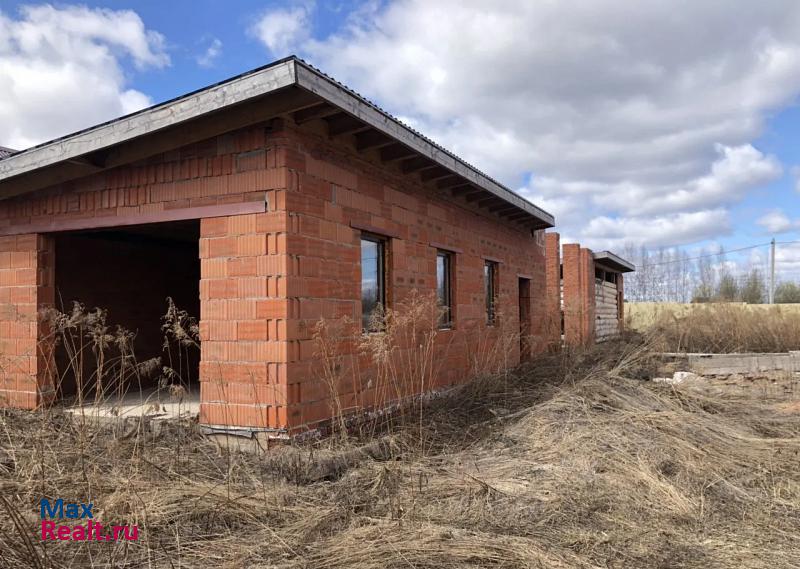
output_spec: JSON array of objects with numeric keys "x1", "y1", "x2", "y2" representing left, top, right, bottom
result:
[
  {"x1": 1, "y1": 335, "x2": 798, "y2": 568},
  {"x1": 34, "y1": 298, "x2": 198, "y2": 410},
  {"x1": 358, "y1": 290, "x2": 446, "y2": 411},
  {"x1": 646, "y1": 303, "x2": 800, "y2": 353},
  {"x1": 467, "y1": 295, "x2": 520, "y2": 378},
  {"x1": 311, "y1": 291, "x2": 450, "y2": 443},
  {"x1": 311, "y1": 316, "x2": 353, "y2": 441}
]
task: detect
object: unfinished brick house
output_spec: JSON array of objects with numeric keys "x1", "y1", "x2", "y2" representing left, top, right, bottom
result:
[
  {"x1": 0, "y1": 57, "x2": 555, "y2": 434},
  {"x1": 545, "y1": 233, "x2": 634, "y2": 346}
]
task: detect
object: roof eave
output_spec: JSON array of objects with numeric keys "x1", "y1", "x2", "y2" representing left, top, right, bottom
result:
[
  {"x1": 593, "y1": 251, "x2": 635, "y2": 273},
  {"x1": 0, "y1": 57, "x2": 554, "y2": 228}
]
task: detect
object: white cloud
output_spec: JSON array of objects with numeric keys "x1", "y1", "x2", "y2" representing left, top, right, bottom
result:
[
  {"x1": 775, "y1": 243, "x2": 800, "y2": 278},
  {"x1": 196, "y1": 38, "x2": 222, "y2": 68},
  {"x1": 757, "y1": 209, "x2": 799, "y2": 234},
  {"x1": 0, "y1": 4, "x2": 168, "y2": 150},
  {"x1": 525, "y1": 144, "x2": 781, "y2": 217},
  {"x1": 249, "y1": 4, "x2": 312, "y2": 56},
  {"x1": 272, "y1": 0, "x2": 800, "y2": 248},
  {"x1": 581, "y1": 210, "x2": 731, "y2": 250}
]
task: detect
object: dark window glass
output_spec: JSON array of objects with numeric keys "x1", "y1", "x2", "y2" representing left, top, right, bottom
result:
[
  {"x1": 436, "y1": 251, "x2": 453, "y2": 328},
  {"x1": 361, "y1": 236, "x2": 385, "y2": 330},
  {"x1": 485, "y1": 261, "x2": 498, "y2": 324}
]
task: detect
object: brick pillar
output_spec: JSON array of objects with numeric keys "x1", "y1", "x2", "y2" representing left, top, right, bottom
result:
[
  {"x1": 580, "y1": 248, "x2": 596, "y2": 344},
  {"x1": 198, "y1": 212, "x2": 291, "y2": 430},
  {"x1": 562, "y1": 244, "x2": 596, "y2": 346},
  {"x1": 0, "y1": 234, "x2": 55, "y2": 409},
  {"x1": 544, "y1": 232, "x2": 561, "y2": 346}
]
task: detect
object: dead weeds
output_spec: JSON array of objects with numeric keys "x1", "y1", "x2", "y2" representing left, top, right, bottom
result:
[{"x1": 1, "y1": 340, "x2": 799, "y2": 568}]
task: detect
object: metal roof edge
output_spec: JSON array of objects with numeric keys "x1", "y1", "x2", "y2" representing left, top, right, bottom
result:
[
  {"x1": 0, "y1": 59, "x2": 297, "y2": 181},
  {"x1": 593, "y1": 250, "x2": 635, "y2": 273}
]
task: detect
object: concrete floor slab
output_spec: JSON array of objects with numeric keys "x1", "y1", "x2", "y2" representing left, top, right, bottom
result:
[{"x1": 65, "y1": 386, "x2": 200, "y2": 421}]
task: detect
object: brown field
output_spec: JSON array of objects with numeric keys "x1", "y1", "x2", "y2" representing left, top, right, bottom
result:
[{"x1": 1, "y1": 338, "x2": 799, "y2": 568}]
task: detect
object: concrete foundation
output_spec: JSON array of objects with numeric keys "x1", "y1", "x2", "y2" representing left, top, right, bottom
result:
[{"x1": 663, "y1": 352, "x2": 800, "y2": 375}]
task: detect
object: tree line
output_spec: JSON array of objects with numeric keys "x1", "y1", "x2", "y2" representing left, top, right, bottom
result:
[{"x1": 621, "y1": 244, "x2": 800, "y2": 304}]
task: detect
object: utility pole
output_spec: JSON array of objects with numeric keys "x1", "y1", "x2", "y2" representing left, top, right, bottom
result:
[{"x1": 769, "y1": 237, "x2": 776, "y2": 304}]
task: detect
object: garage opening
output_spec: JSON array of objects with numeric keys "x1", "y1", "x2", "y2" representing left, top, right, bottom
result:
[{"x1": 51, "y1": 220, "x2": 200, "y2": 412}]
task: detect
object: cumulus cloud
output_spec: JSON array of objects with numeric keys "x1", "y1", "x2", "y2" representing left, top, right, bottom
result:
[
  {"x1": 757, "y1": 209, "x2": 799, "y2": 234},
  {"x1": 196, "y1": 37, "x2": 222, "y2": 68},
  {"x1": 775, "y1": 243, "x2": 800, "y2": 278},
  {"x1": 249, "y1": 3, "x2": 312, "y2": 56},
  {"x1": 581, "y1": 210, "x2": 731, "y2": 251},
  {"x1": 261, "y1": 0, "x2": 800, "y2": 248},
  {"x1": 0, "y1": 4, "x2": 168, "y2": 150}
]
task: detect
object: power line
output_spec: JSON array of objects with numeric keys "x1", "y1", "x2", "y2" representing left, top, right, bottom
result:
[
  {"x1": 637, "y1": 239, "x2": 800, "y2": 267},
  {"x1": 641, "y1": 242, "x2": 771, "y2": 266}
]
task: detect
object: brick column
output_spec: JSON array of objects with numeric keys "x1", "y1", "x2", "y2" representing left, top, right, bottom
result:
[
  {"x1": 562, "y1": 244, "x2": 596, "y2": 346},
  {"x1": 0, "y1": 234, "x2": 55, "y2": 409},
  {"x1": 198, "y1": 212, "x2": 291, "y2": 430},
  {"x1": 580, "y1": 248, "x2": 596, "y2": 344},
  {"x1": 544, "y1": 232, "x2": 561, "y2": 346}
]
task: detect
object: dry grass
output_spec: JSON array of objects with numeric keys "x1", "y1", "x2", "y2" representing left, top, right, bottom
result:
[
  {"x1": 1, "y1": 337, "x2": 799, "y2": 568},
  {"x1": 626, "y1": 302, "x2": 800, "y2": 330},
  {"x1": 638, "y1": 303, "x2": 800, "y2": 353}
]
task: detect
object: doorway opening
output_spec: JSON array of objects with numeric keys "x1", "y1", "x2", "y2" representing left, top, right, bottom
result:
[
  {"x1": 51, "y1": 220, "x2": 200, "y2": 412},
  {"x1": 518, "y1": 277, "x2": 531, "y2": 361}
]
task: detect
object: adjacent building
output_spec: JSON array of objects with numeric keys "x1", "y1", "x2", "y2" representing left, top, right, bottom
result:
[{"x1": 546, "y1": 233, "x2": 634, "y2": 346}]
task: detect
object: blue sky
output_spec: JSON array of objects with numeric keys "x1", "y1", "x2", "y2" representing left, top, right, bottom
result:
[
  {"x1": 70, "y1": 0, "x2": 354, "y2": 100},
  {"x1": 2, "y1": 0, "x2": 800, "y2": 275}
]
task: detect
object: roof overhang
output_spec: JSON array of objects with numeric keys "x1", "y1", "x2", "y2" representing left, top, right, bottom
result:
[
  {"x1": 0, "y1": 57, "x2": 553, "y2": 230},
  {"x1": 593, "y1": 251, "x2": 635, "y2": 273}
]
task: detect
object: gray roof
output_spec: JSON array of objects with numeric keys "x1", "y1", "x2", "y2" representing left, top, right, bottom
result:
[
  {"x1": 593, "y1": 251, "x2": 635, "y2": 273},
  {"x1": 0, "y1": 147, "x2": 15, "y2": 159},
  {"x1": 0, "y1": 56, "x2": 553, "y2": 229}
]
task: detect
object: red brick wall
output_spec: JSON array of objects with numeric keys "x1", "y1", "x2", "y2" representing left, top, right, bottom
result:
[
  {"x1": 0, "y1": 118, "x2": 548, "y2": 432},
  {"x1": 545, "y1": 232, "x2": 561, "y2": 346},
  {"x1": 271, "y1": 120, "x2": 547, "y2": 431},
  {"x1": 0, "y1": 234, "x2": 54, "y2": 408},
  {"x1": 0, "y1": 126, "x2": 286, "y2": 232},
  {"x1": 562, "y1": 244, "x2": 596, "y2": 346},
  {"x1": 198, "y1": 212, "x2": 290, "y2": 429}
]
